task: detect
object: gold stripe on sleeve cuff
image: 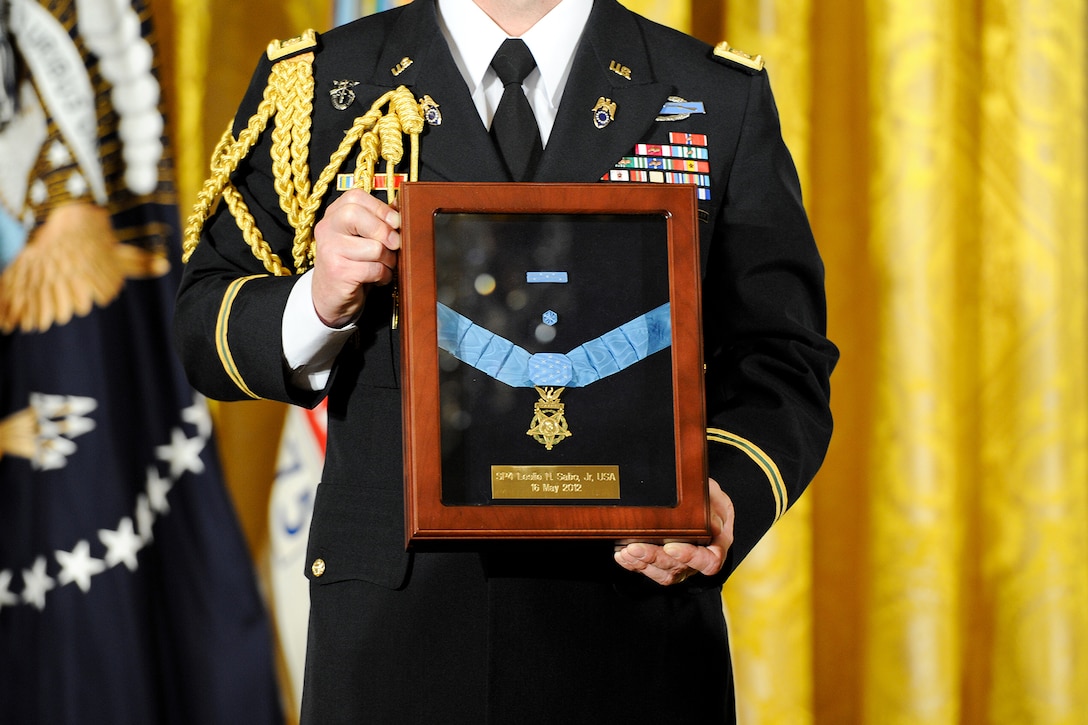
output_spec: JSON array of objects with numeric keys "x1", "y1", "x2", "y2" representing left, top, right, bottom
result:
[
  {"x1": 706, "y1": 428, "x2": 786, "y2": 521},
  {"x1": 216, "y1": 275, "x2": 265, "y2": 399}
]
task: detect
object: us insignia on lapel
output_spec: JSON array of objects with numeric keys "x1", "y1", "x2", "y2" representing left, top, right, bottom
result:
[{"x1": 609, "y1": 60, "x2": 632, "y2": 80}]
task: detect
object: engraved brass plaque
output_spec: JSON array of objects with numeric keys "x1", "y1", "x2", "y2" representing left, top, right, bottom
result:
[{"x1": 492, "y1": 466, "x2": 621, "y2": 499}]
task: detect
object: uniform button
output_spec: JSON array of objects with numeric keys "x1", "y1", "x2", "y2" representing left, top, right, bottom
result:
[{"x1": 311, "y1": 558, "x2": 326, "y2": 577}]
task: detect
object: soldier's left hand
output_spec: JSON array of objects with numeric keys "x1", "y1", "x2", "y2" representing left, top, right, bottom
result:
[{"x1": 613, "y1": 478, "x2": 734, "y2": 585}]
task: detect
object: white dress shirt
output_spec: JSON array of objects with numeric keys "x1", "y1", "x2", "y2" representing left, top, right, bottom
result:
[
  {"x1": 435, "y1": 0, "x2": 591, "y2": 145},
  {"x1": 283, "y1": 0, "x2": 593, "y2": 390}
]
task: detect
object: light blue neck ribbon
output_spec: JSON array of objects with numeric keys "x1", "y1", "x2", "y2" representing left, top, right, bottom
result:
[{"x1": 436, "y1": 302, "x2": 672, "y2": 388}]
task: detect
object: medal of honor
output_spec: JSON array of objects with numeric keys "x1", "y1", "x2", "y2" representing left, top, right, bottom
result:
[
  {"x1": 526, "y1": 387, "x2": 572, "y2": 450},
  {"x1": 436, "y1": 301, "x2": 672, "y2": 450}
]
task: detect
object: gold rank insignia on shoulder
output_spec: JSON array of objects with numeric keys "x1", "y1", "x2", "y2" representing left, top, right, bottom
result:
[
  {"x1": 267, "y1": 29, "x2": 318, "y2": 61},
  {"x1": 713, "y1": 41, "x2": 765, "y2": 72}
]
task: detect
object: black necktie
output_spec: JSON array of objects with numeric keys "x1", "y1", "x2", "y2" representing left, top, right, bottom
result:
[{"x1": 489, "y1": 38, "x2": 543, "y2": 182}]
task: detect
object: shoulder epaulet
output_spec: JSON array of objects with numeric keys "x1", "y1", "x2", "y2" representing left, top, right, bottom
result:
[
  {"x1": 712, "y1": 42, "x2": 765, "y2": 74},
  {"x1": 266, "y1": 29, "x2": 319, "y2": 62}
]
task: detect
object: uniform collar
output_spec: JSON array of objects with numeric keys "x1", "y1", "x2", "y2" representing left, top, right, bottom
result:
[{"x1": 436, "y1": 0, "x2": 592, "y2": 110}]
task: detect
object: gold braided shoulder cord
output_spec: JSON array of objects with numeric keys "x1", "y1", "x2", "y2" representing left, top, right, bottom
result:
[{"x1": 182, "y1": 35, "x2": 425, "y2": 278}]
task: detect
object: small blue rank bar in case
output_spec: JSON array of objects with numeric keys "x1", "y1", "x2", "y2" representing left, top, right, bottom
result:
[{"x1": 526, "y1": 272, "x2": 568, "y2": 284}]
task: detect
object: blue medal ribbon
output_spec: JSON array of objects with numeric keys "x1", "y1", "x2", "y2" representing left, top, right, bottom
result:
[{"x1": 436, "y1": 302, "x2": 672, "y2": 388}]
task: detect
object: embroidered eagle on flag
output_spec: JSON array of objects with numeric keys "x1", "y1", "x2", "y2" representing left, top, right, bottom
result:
[{"x1": 0, "y1": 0, "x2": 169, "y2": 333}]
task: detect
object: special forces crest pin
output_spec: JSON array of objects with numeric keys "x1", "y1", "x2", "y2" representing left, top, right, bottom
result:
[{"x1": 329, "y1": 80, "x2": 359, "y2": 110}]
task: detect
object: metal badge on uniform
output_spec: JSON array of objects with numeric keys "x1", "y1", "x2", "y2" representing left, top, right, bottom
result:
[
  {"x1": 656, "y1": 96, "x2": 706, "y2": 122},
  {"x1": 592, "y1": 97, "x2": 616, "y2": 129},
  {"x1": 391, "y1": 56, "x2": 413, "y2": 77},
  {"x1": 330, "y1": 80, "x2": 359, "y2": 110},
  {"x1": 419, "y1": 95, "x2": 442, "y2": 126}
]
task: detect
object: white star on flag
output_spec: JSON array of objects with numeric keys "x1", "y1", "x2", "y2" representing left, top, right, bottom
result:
[
  {"x1": 135, "y1": 493, "x2": 155, "y2": 544},
  {"x1": 21, "y1": 556, "x2": 55, "y2": 611},
  {"x1": 146, "y1": 465, "x2": 173, "y2": 515},
  {"x1": 30, "y1": 178, "x2": 48, "y2": 206},
  {"x1": 0, "y1": 570, "x2": 19, "y2": 612},
  {"x1": 99, "y1": 517, "x2": 143, "y2": 571},
  {"x1": 156, "y1": 427, "x2": 205, "y2": 479},
  {"x1": 46, "y1": 139, "x2": 72, "y2": 168},
  {"x1": 55, "y1": 540, "x2": 107, "y2": 593},
  {"x1": 182, "y1": 395, "x2": 213, "y2": 439},
  {"x1": 66, "y1": 172, "x2": 89, "y2": 198}
]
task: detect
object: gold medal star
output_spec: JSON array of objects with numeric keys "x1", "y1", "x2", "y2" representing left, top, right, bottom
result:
[{"x1": 526, "y1": 387, "x2": 573, "y2": 450}]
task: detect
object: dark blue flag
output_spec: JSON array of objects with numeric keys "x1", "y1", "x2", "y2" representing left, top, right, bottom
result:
[{"x1": 0, "y1": 0, "x2": 283, "y2": 722}]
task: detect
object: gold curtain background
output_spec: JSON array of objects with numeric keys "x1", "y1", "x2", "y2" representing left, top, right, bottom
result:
[{"x1": 149, "y1": 0, "x2": 1088, "y2": 722}]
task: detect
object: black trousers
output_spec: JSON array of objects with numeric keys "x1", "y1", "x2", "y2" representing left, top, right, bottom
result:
[{"x1": 301, "y1": 547, "x2": 735, "y2": 724}]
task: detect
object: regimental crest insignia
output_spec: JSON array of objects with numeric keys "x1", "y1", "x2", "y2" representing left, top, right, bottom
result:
[
  {"x1": 592, "y1": 97, "x2": 616, "y2": 130},
  {"x1": 526, "y1": 386, "x2": 572, "y2": 450},
  {"x1": 329, "y1": 80, "x2": 359, "y2": 111},
  {"x1": 419, "y1": 95, "x2": 442, "y2": 126}
]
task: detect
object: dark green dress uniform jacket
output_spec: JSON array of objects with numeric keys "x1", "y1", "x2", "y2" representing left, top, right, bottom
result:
[{"x1": 174, "y1": 1, "x2": 837, "y2": 722}]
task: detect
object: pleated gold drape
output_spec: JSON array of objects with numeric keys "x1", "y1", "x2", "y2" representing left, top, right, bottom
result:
[
  {"x1": 721, "y1": 1, "x2": 1088, "y2": 724},
  {"x1": 152, "y1": 0, "x2": 1088, "y2": 722}
]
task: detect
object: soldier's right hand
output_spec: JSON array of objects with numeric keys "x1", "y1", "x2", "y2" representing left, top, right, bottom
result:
[{"x1": 311, "y1": 189, "x2": 401, "y2": 328}]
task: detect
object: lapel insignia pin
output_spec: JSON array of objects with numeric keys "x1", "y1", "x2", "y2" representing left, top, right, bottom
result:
[
  {"x1": 592, "y1": 97, "x2": 617, "y2": 129},
  {"x1": 609, "y1": 60, "x2": 632, "y2": 80},
  {"x1": 656, "y1": 96, "x2": 706, "y2": 122},
  {"x1": 330, "y1": 80, "x2": 359, "y2": 111},
  {"x1": 391, "y1": 56, "x2": 413, "y2": 77},
  {"x1": 419, "y1": 95, "x2": 442, "y2": 126}
]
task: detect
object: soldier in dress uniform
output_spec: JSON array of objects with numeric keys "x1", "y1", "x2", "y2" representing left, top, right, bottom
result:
[{"x1": 174, "y1": 0, "x2": 838, "y2": 722}]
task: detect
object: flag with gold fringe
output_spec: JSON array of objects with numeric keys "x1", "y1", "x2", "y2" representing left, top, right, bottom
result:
[{"x1": 0, "y1": 0, "x2": 282, "y2": 721}]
